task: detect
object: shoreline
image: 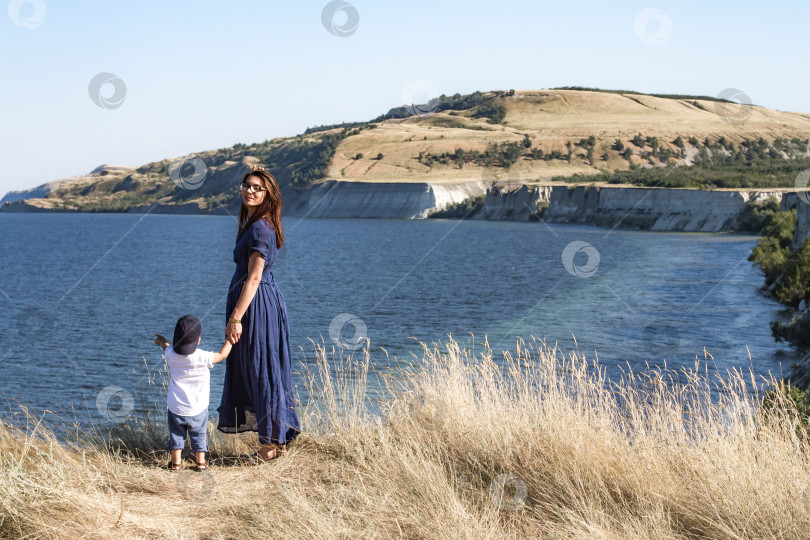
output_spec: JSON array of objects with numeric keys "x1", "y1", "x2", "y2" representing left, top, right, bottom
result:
[
  {"x1": 0, "y1": 183, "x2": 797, "y2": 233},
  {"x1": 0, "y1": 209, "x2": 775, "y2": 235}
]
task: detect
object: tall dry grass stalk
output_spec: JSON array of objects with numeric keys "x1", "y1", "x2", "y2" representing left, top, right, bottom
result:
[{"x1": 1, "y1": 334, "x2": 809, "y2": 539}]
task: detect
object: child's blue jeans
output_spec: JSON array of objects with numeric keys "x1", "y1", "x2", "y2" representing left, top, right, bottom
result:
[{"x1": 167, "y1": 408, "x2": 209, "y2": 452}]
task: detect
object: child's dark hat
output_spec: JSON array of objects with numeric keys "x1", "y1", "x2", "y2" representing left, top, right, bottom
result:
[{"x1": 173, "y1": 315, "x2": 201, "y2": 355}]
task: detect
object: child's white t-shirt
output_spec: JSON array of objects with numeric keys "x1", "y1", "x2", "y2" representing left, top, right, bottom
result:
[{"x1": 164, "y1": 345, "x2": 216, "y2": 417}]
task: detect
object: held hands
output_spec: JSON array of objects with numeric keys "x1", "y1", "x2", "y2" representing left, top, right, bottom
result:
[
  {"x1": 226, "y1": 321, "x2": 242, "y2": 345},
  {"x1": 251, "y1": 165, "x2": 265, "y2": 172}
]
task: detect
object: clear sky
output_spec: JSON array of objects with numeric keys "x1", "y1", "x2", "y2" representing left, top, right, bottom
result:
[{"x1": 2, "y1": 1, "x2": 808, "y2": 196}]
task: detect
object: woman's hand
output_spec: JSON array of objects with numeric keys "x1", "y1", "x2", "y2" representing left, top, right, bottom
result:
[{"x1": 226, "y1": 321, "x2": 242, "y2": 344}]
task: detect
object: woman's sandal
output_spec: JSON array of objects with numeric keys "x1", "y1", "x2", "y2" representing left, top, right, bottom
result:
[
  {"x1": 167, "y1": 460, "x2": 182, "y2": 471},
  {"x1": 195, "y1": 460, "x2": 208, "y2": 471}
]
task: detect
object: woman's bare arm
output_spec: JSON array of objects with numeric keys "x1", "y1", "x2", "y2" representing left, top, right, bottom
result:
[{"x1": 226, "y1": 251, "x2": 265, "y2": 344}]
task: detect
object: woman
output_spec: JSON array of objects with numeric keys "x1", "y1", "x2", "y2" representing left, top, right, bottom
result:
[{"x1": 217, "y1": 166, "x2": 300, "y2": 462}]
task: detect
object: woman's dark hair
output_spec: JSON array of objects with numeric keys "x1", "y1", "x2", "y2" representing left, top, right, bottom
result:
[{"x1": 237, "y1": 169, "x2": 284, "y2": 249}]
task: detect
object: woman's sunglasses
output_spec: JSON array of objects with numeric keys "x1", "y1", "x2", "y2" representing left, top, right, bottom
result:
[{"x1": 240, "y1": 183, "x2": 268, "y2": 194}]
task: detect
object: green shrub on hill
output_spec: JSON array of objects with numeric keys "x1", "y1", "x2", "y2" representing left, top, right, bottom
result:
[
  {"x1": 427, "y1": 194, "x2": 485, "y2": 218},
  {"x1": 771, "y1": 240, "x2": 810, "y2": 307},
  {"x1": 737, "y1": 197, "x2": 781, "y2": 233},
  {"x1": 748, "y1": 207, "x2": 810, "y2": 352},
  {"x1": 761, "y1": 383, "x2": 810, "y2": 437},
  {"x1": 472, "y1": 101, "x2": 506, "y2": 124},
  {"x1": 558, "y1": 155, "x2": 810, "y2": 190},
  {"x1": 257, "y1": 130, "x2": 350, "y2": 188},
  {"x1": 748, "y1": 208, "x2": 796, "y2": 287},
  {"x1": 371, "y1": 90, "x2": 501, "y2": 122}
]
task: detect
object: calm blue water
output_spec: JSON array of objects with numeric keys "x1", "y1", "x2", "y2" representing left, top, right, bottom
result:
[{"x1": 0, "y1": 213, "x2": 798, "y2": 429}]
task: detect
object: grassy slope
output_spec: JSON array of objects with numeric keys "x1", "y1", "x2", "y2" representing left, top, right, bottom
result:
[
  {"x1": 328, "y1": 89, "x2": 810, "y2": 182},
  {"x1": 3, "y1": 336, "x2": 810, "y2": 539}
]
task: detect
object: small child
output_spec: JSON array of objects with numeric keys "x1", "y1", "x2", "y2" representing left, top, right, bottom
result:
[{"x1": 154, "y1": 314, "x2": 232, "y2": 471}]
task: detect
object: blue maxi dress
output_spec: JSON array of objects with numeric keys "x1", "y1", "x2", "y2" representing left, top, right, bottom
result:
[{"x1": 217, "y1": 217, "x2": 301, "y2": 445}]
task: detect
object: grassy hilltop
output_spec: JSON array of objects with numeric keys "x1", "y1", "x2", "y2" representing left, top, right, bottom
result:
[
  {"x1": 4, "y1": 87, "x2": 810, "y2": 213},
  {"x1": 3, "y1": 336, "x2": 810, "y2": 538}
]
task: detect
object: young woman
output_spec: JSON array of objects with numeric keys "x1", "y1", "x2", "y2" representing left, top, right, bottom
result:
[{"x1": 217, "y1": 166, "x2": 300, "y2": 462}]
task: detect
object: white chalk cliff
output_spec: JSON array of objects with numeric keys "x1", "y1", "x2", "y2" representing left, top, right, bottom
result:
[
  {"x1": 283, "y1": 180, "x2": 791, "y2": 232},
  {"x1": 282, "y1": 180, "x2": 489, "y2": 219}
]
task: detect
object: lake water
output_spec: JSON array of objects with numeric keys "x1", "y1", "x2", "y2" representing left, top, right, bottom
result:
[{"x1": 0, "y1": 213, "x2": 798, "y2": 429}]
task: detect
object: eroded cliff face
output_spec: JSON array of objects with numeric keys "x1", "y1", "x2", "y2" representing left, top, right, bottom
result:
[
  {"x1": 281, "y1": 181, "x2": 789, "y2": 232},
  {"x1": 446, "y1": 183, "x2": 788, "y2": 231},
  {"x1": 479, "y1": 184, "x2": 553, "y2": 221},
  {"x1": 542, "y1": 186, "x2": 787, "y2": 232}
]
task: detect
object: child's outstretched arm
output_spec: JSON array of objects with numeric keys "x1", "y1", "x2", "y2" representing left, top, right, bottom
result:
[
  {"x1": 154, "y1": 334, "x2": 170, "y2": 351},
  {"x1": 211, "y1": 340, "x2": 233, "y2": 364}
]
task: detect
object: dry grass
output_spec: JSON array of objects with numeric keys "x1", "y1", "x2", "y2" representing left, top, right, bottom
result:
[
  {"x1": 329, "y1": 89, "x2": 810, "y2": 183},
  {"x1": 2, "y1": 335, "x2": 810, "y2": 539}
]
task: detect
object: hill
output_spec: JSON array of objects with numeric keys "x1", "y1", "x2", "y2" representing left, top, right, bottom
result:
[{"x1": 3, "y1": 88, "x2": 810, "y2": 214}]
